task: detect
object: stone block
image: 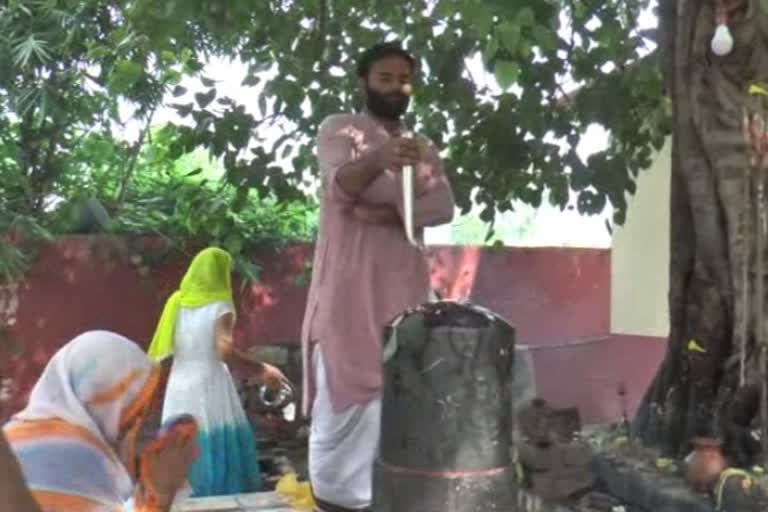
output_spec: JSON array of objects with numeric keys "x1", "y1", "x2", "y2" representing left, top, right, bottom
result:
[
  {"x1": 512, "y1": 344, "x2": 537, "y2": 413},
  {"x1": 518, "y1": 442, "x2": 594, "y2": 503}
]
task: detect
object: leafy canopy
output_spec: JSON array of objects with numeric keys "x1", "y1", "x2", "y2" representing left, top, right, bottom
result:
[{"x1": 0, "y1": 0, "x2": 664, "y2": 277}]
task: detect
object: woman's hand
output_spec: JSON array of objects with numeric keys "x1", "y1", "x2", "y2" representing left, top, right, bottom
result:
[{"x1": 140, "y1": 433, "x2": 198, "y2": 509}]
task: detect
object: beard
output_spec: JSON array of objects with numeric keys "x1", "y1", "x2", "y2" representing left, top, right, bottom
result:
[{"x1": 365, "y1": 86, "x2": 410, "y2": 121}]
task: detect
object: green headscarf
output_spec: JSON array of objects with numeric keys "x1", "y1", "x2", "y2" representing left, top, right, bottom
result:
[{"x1": 147, "y1": 247, "x2": 234, "y2": 361}]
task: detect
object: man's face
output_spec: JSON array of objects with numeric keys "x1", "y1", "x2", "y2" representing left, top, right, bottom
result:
[{"x1": 361, "y1": 55, "x2": 413, "y2": 121}]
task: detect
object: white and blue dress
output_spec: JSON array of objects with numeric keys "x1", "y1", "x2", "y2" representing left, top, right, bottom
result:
[{"x1": 161, "y1": 301, "x2": 261, "y2": 496}]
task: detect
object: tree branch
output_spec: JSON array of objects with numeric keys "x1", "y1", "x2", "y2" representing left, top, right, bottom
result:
[
  {"x1": 552, "y1": 50, "x2": 659, "y2": 109},
  {"x1": 115, "y1": 106, "x2": 158, "y2": 207}
]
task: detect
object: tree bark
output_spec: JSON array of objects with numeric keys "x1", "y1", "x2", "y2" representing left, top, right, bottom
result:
[{"x1": 634, "y1": 0, "x2": 767, "y2": 457}]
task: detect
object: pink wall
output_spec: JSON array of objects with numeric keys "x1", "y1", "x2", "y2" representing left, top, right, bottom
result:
[
  {"x1": 531, "y1": 334, "x2": 666, "y2": 423},
  {"x1": 0, "y1": 236, "x2": 665, "y2": 423},
  {"x1": 429, "y1": 246, "x2": 611, "y2": 344}
]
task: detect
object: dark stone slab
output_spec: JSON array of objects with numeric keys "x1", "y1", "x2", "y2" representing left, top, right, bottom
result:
[
  {"x1": 591, "y1": 453, "x2": 713, "y2": 512},
  {"x1": 518, "y1": 441, "x2": 594, "y2": 503}
]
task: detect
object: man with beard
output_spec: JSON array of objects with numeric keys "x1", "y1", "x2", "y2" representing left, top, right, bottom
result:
[{"x1": 300, "y1": 42, "x2": 455, "y2": 511}]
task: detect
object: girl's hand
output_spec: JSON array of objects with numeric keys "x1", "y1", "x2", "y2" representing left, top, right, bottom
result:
[{"x1": 247, "y1": 362, "x2": 290, "y2": 391}]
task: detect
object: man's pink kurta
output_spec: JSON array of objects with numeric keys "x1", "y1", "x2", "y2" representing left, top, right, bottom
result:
[{"x1": 301, "y1": 112, "x2": 455, "y2": 416}]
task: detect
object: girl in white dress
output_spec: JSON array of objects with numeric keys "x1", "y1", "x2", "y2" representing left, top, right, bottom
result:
[{"x1": 147, "y1": 247, "x2": 286, "y2": 497}]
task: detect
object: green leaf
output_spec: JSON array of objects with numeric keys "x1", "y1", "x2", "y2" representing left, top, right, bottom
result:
[
  {"x1": 613, "y1": 208, "x2": 626, "y2": 225},
  {"x1": 173, "y1": 103, "x2": 194, "y2": 117},
  {"x1": 12, "y1": 35, "x2": 51, "y2": 66},
  {"x1": 516, "y1": 7, "x2": 536, "y2": 27},
  {"x1": 532, "y1": 25, "x2": 557, "y2": 53},
  {"x1": 250, "y1": 61, "x2": 272, "y2": 74},
  {"x1": 223, "y1": 233, "x2": 244, "y2": 254},
  {"x1": 258, "y1": 94, "x2": 268, "y2": 115},
  {"x1": 484, "y1": 225, "x2": 496, "y2": 242},
  {"x1": 518, "y1": 40, "x2": 533, "y2": 59},
  {"x1": 172, "y1": 85, "x2": 187, "y2": 97},
  {"x1": 468, "y1": 7, "x2": 495, "y2": 36},
  {"x1": 194, "y1": 89, "x2": 216, "y2": 108},
  {"x1": 497, "y1": 22, "x2": 521, "y2": 54},
  {"x1": 483, "y1": 35, "x2": 499, "y2": 64},
  {"x1": 108, "y1": 60, "x2": 144, "y2": 93},
  {"x1": 494, "y1": 60, "x2": 520, "y2": 90},
  {"x1": 242, "y1": 74, "x2": 260, "y2": 87}
]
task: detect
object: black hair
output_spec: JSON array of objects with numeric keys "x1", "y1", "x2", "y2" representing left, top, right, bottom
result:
[{"x1": 356, "y1": 41, "x2": 416, "y2": 78}]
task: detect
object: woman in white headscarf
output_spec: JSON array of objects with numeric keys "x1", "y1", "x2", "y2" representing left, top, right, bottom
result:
[{"x1": 4, "y1": 330, "x2": 196, "y2": 511}]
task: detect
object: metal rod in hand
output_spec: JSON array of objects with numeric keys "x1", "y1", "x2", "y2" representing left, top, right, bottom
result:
[{"x1": 401, "y1": 130, "x2": 421, "y2": 249}]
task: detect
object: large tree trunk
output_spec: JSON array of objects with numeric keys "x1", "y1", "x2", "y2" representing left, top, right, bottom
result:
[{"x1": 634, "y1": 0, "x2": 768, "y2": 457}]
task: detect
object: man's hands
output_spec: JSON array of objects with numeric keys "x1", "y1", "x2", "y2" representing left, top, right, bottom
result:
[
  {"x1": 339, "y1": 135, "x2": 433, "y2": 226},
  {"x1": 372, "y1": 136, "x2": 420, "y2": 172},
  {"x1": 333, "y1": 131, "x2": 426, "y2": 198}
]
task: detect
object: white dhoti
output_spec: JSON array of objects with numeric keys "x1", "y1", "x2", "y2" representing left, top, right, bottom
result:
[{"x1": 309, "y1": 345, "x2": 381, "y2": 510}]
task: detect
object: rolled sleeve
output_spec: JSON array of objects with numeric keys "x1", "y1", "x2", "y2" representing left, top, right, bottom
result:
[{"x1": 412, "y1": 179, "x2": 455, "y2": 228}]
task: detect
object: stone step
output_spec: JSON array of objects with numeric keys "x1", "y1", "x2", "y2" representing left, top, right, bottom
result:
[
  {"x1": 172, "y1": 491, "x2": 296, "y2": 512},
  {"x1": 591, "y1": 453, "x2": 713, "y2": 512}
]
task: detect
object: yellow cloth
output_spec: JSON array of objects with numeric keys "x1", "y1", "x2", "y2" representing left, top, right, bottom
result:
[
  {"x1": 276, "y1": 473, "x2": 316, "y2": 510},
  {"x1": 147, "y1": 247, "x2": 234, "y2": 361}
]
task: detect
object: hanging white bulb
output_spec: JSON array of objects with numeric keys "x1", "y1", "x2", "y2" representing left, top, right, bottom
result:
[{"x1": 711, "y1": 23, "x2": 734, "y2": 56}]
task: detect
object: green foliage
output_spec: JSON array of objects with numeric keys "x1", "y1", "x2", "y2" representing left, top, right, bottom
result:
[
  {"x1": 234, "y1": 0, "x2": 667, "y2": 223},
  {"x1": 0, "y1": 0, "x2": 666, "y2": 280},
  {"x1": 0, "y1": 213, "x2": 52, "y2": 283},
  {"x1": 0, "y1": 0, "x2": 318, "y2": 281},
  {"x1": 51, "y1": 125, "x2": 317, "y2": 281},
  {"x1": 451, "y1": 209, "x2": 537, "y2": 246},
  {"x1": 108, "y1": 127, "x2": 318, "y2": 281}
]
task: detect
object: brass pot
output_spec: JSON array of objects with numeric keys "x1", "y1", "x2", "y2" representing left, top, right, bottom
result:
[{"x1": 685, "y1": 437, "x2": 727, "y2": 492}]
